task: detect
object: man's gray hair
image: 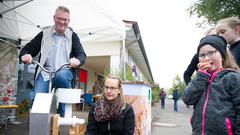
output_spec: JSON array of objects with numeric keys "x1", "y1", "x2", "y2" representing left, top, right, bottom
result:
[{"x1": 56, "y1": 6, "x2": 70, "y2": 14}]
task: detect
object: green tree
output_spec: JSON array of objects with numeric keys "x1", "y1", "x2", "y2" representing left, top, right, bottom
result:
[
  {"x1": 188, "y1": 0, "x2": 240, "y2": 25},
  {"x1": 168, "y1": 74, "x2": 186, "y2": 99},
  {"x1": 103, "y1": 64, "x2": 136, "y2": 81},
  {"x1": 151, "y1": 84, "x2": 160, "y2": 105}
]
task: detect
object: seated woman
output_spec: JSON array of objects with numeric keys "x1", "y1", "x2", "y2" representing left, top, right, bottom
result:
[{"x1": 85, "y1": 74, "x2": 135, "y2": 135}]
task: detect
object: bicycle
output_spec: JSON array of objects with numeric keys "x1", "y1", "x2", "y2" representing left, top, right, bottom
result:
[{"x1": 29, "y1": 61, "x2": 84, "y2": 135}]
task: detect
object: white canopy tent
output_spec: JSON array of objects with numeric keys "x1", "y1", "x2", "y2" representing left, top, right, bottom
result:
[
  {"x1": 0, "y1": 0, "x2": 126, "y2": 45},
  {"x1": 0, "y1": 0, "x2": 127, "y2": 79}
]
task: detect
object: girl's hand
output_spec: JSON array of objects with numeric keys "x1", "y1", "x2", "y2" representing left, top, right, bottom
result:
[{"x1": 197, "y1": 61, "x2": 212, "y2": 72}]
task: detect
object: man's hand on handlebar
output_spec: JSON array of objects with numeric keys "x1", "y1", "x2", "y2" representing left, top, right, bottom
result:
[
  {"x1": 21, "y1": 54, "x2": 33, "y2": 64},
  {"x1": 69, "y1": 57, "x2": 80, "y2": 68},
  {"x1": 21, "y1": 55, "x2": 79, "y2": 68}
]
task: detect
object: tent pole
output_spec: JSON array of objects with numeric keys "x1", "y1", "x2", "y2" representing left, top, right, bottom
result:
[
  {"x1": 0, "y1": 0, "x2": 33, "y2": 15},
  {"x1": 122, "y1": 39, "x2": 126, "y2": 81},
  {"x1": 0, "y1": 38, "x2": 18, "y2": 48}
]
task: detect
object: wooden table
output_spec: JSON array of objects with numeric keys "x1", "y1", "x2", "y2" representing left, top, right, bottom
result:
[
  {"x1": 0, "y1": 105, "x2": 19, "y2": 109},
  {"x1": 0, "y1": 105, "x2": 19, "y2": 129}
]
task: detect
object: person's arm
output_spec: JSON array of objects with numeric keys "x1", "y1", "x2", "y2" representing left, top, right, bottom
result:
[
  {"x1": 183, "y1": 71, "x2": 210, "y2": 105},
  {"x1": 183, "y1": 54, "x2": 199, "y2": 85},
  {"x1": 227, "y1": 72, "x2": 240, "y2": 135},
  {"x1": 19, "y1": 32, "x2": 43, "y2": 64},
  {"x1": 123, "y1": 104, "x2": 135, "y2": 135},
  {"x1": 71, "y1": 32, "x2": 86, "y2": 66},
  {"x1": 85, "y1": 105, "x2": 98, "y2": 135}
]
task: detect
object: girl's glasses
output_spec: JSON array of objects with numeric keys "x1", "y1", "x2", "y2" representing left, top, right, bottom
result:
[{"x1": 199, "y1": 50, "x2": 218, "y2": 59}]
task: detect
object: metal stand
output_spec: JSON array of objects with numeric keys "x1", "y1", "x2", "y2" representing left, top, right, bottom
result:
[
  {"x1": 29, "y1": 93, "x2": 57, "y2": 135},
  {"x1": 29, "y1": 61, "x2": 69, "y2": 135}
]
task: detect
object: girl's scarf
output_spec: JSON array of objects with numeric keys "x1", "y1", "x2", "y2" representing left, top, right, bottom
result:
[{"x1": 94, "y1": 96, "x2": 122, "y2": 122}]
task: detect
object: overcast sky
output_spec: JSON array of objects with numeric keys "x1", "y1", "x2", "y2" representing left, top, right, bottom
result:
[{"x1": 105, "y1": 0, "x2": 209, "y2": 88}]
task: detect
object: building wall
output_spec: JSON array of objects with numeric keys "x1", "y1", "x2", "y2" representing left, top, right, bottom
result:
[
  {"x1": 126, "y1": 52, "x2": 148, "y2": 82},
  {"x1": 83, "y1": 41, "x2": 122, "y2": 56},
  {"x1": 110, "y1": 55, "x2": 120, "y2": 75},
  {"x1": 86, "y1": 68, "x2": 95, "y2": 93},
  {"x1": 82, "y1": 41, "x2": 122, "y2": 92}
]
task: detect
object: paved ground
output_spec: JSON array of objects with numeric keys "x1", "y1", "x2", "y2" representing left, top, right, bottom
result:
[
  {"x1": 151, "y1": 99, "x2": 193, "y2": 135},
  {"x1": 0, "y1": 110, "x2": 89, "y2": 135},
  {"x1": 0, "y1": 99, "x2": 193, "y2": 135}
]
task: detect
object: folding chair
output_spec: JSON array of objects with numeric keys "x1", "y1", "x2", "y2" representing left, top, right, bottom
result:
[{"x1": 81, "y1": 94, "x2": 93, "y2": 111}]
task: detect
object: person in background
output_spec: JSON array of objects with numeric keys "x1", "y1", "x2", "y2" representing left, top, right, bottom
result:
[
  {"x1": 183, "y1": 35, "x2": 240, "y2": 135},
  {"x1": 159, "y1": 88, "x2": 166, "y2": 109},
  {"x1": 173, "y1": 88, "x2": 179, "y2": 112},
  {"x1": 85, "y1": 75, "x2": 135, "y2": 135},
  {"x1": 92, "y1": 80, "x2": 102, "y2": 95},
  {"x1": 183, "y1": 27, "x2": 217, "y2": 85},
  {"x1": 216, "y1": 16, "x2": 240, "y2": 66},
  {"x1": 19, "y1": 6, "x2": 86, "y2": 117}
]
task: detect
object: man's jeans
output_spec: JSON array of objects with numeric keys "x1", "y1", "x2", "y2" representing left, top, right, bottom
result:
[{"x1": 31, "y1": 69, "x2": 73, "y2": 116}]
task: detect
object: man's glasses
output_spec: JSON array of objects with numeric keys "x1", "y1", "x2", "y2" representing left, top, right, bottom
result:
[
  {"x1": 55, "y1": 16, "x2": 69, "y2": 22},
  {"x1": 104, "y1": 86, "x2": 119, "y2": 91},
  {"x1": 199, "y1": 50, "x2": 218, "y2": 59}
]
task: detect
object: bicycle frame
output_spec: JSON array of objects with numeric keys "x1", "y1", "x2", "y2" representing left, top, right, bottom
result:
[
  {"x1": 32, "y1": 61, "x2": 69, "y2": 93},
  {"x1": 29, "y1": 61, "x2": 70, "y2": 135}
]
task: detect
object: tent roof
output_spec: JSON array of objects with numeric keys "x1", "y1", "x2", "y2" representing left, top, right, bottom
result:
[
  {"x1": 0, "y1": 0, "x2": 125, "y2": 44},
  {"x1": 124, "y1": 20, "x2": 154, "y2": 82}
]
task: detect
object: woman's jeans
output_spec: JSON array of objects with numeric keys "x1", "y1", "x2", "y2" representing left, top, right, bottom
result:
[{"x1": 30, "y1": 69, "x2": 73, "y2": 116}]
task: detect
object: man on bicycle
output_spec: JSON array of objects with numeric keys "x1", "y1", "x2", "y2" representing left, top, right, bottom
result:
[{"x1": 19, "y1": 6, "x2": 86, "y2": 117}]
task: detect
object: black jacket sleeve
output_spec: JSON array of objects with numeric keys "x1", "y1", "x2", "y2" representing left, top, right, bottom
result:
[
  {"x1": 183, "y1": 71, "x2": 210, "y2": 105},
  {"x1": 19, "y1": 31, "x2": 43, "y2": 61},
  {"x1": 183, "y1": 53, "x2": 199, "y2": 85},
  {"x1": 227, "y1": 72, "x2": 240, "y2": 135},
  {"x1": 123, "y1": 104, "x2": 135, "y2": 135},
  {"x1": 71, "y1": 32, "x2": 86, "y2": 66}
]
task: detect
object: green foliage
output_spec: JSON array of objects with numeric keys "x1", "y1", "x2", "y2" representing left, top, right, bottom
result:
[
  {"x1": 16, "y1": 99, "x2": 31, "y2": 118},
  {"x1": 125, "y1": 64, "x2": 136, "y2": 81},
  {"x1": 188, "y1": 0, "x2": 240, "y2": 25},
  {"x1": 151, "y1": 84, "x2": 160, "y2": 104},
  {"x1": 104, "y1": 63, "x2": 136, "y2": 82},
  {"x1": 168, "y1": 74, "x2": 186, "y2": 99},
  {"x1": 103, "y1": 66, "x2": 110, "y2": 77}
]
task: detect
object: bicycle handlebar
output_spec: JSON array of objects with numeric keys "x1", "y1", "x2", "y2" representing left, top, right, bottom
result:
[{"x1": 32, "y1": 61, "x2": 70, "y2": 74}]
